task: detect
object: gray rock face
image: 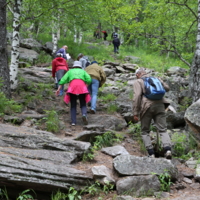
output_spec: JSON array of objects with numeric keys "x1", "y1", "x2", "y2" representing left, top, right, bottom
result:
[
  {"x1": 88, "y1": 114, "x2": 127, "y2": 131},
  {"x1": 184, "y1": 99, "x2": 200, "y2": 141},
  {"x1": 91, "y1": 165, "x2": 115, "y2": 184},
  {"x1": 0, "y1": 123, "x2": 92, "y2": 192},
  {"x1": 101, "y1": 145, "x2": 129, "y2": 157},
  {"x1": 113, "y1": 155, "x2": 178, "y2": 180},
  {"x1": 116, "y1": 175, "x2": 160, "y2": 196}
]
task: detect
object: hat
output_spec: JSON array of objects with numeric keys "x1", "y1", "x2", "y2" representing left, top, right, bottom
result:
[
  {"x1": 56, "y1": 53, "x2": 63, "y2": 57},
  {"x1": 73, "y1": 61, "x2": 82, "y2": 68},
  {"x1": 78, "y1": 53, "x2": 83, "y2": 58},
  {"x1": 91, "y1": 61, "x2": 98, "y2": 64}
]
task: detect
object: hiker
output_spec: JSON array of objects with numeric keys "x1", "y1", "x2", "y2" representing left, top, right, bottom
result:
[
  {"x1": 57, "y1": 45, "x2": 68, "y2": 60},
  {"x1": 112, "y1": 35, "x2": 120, "y2": 54},
  {"x1": 56, "y1": 61, "x2": 91, "y2": 126},
  {"x1": 77, "y1": 53, "x2": 90, "y2": 70},
  {"x1": 52, "y1": 53, "x2": 69, "y2": 95},
  {"x1": 111, "y1": 32, "x2": 118, "y2": 39},
  {"x1": 85, "y1": 61, "x2": 106, "y2": 114},
  {"x1": 132, "y1": 68, "x2": 172, "y2": 159},
  {"x1": 102, "y1": 31, "x2": 108, "y2": 40}
]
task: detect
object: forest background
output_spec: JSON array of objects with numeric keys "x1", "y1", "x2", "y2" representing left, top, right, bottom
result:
[{"x1": 0, "y1": 0, "x2": 199, "y2": 100}]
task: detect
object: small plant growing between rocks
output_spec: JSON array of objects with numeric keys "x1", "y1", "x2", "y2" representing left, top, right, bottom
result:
[
  {"x1": 17, "y1": 189, "x2": 36, "y2": 200},
  {"x1": 152, "y1": 171, "x2": 172, "y2": 192},
  {"x1": 0, "y1": 91, "x2": 22, "y2": 116},
  {"x1": 43, "y1": 110, "x2": 60, "y2": 133},
  {"x1": 82, "y1": 131, "x2": 123, "y2": 162}
]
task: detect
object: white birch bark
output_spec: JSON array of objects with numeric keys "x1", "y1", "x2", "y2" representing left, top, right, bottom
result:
[
  {"x1": 79, "y1": 30, "x2": 83, "y2": 44},
  {"x1": 52, "y1": 21, "x2": 58, "y2": 55},
  {"x1": 189, "y1": 0, "x2": 200, "y2": 102},
  {"x1": 74, "y1": 26, "x2": 77, "y2": 43},
  {"x1": 10, "y1": 0, "x2": 23, "y2": 90}
]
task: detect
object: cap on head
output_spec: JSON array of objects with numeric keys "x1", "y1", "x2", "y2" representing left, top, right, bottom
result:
[
  {"x1": 72, "y1": 61, "x2": 82, "y2": 68},
  {"x1": 56, "y1": 53, "x2": 63, "y2": 57},
  {"x1": 135, "y1": 68, "x2": 146, "y2": 75},
  {"x1": 91, "y1": 61, "x2": 98, "y2": 64},
  {"x1": 77, "y1": 53, "x2": 83, "y2": 58}
]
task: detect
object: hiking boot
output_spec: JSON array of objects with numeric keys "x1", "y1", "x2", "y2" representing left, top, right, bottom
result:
[
  {"x1": 148, "y1": 154, "x2": 155, "y2": 158},
  {"x1": 165, "y1": 150, "x2": 172, "y2": 159},
  {"x1": 90, "y1": 109, "x2": 96, "y2": 114},
  {"x1": 82, "y1": 115, "x2": 88, "y2": 125}
]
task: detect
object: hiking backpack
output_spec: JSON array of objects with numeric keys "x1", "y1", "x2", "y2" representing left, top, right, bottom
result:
[
  {"x1": 141, "y1": 77, "x2": 166, "y2": 100},
  {"x1": 83, "y1": 56, "x2": 91, "y2": 67}
]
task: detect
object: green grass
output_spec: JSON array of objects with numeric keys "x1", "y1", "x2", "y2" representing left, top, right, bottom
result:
[{"x1": 37, "y1": 32, "x2": 190, "y2": 73}]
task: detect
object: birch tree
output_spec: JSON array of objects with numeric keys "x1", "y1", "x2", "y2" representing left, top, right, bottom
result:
[
  {"x1": 9, "y1": 0, "x2": 23, "y2": 90},
  {"x1": 0, "y1": 0, "x2": 11, "y2": 98},
  {"x1": 189, "y1": 0, "x2": 200, "y2": 102}
]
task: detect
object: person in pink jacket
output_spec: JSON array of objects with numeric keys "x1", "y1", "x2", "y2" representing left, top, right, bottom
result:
[
  {"x1": 56, "y1": 61, "x2": 91, "y2": 126},
  {"x1": 52, "y1": 53, "x2": 69, "y2": 96}
]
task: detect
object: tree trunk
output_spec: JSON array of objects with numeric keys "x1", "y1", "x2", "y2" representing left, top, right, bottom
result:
[
  {"x1": 0, "y1": 0, "x2": 11, "y2": 98},
  {"x1": 74, "y1": 26, "x2": 77, "y2": 43},
  {"x1": 9, "y1": 0, "x2": 23, "y2": 90},
  {"x1": 189, "y1": 0, "x2": 200, "y2": 102}
]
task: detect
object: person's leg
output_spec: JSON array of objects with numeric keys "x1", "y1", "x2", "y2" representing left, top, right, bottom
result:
[
  {"x1": 114, "y1": 44, "x2": 117, "y2": 53},
  {"x1": 153, "y1": 103, "x2": 172, "y2": 158},
  {"x1": 90, "y1": 79, "x2": 99, "y2": 113},
  {"x1": 141, "y1": 107, "x2": 154, "y2": 156},
  {"x1": 70, "y1": 94, "x2": 77, "y2": 124},
  {"x1": 79, "y1": 94, "x2": 88, "y2": 125},
  {"x1": 56, "y1": 70, "x2": 66, "y2": 96}
]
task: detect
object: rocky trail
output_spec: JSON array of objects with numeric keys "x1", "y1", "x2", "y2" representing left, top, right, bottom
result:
[{"x1": 1, "y1": 58, "x2": 200, "y2": 200}]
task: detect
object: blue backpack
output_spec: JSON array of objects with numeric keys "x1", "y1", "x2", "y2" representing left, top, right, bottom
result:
[{"x1": 141, "y1": 77, "x2": 166, "y2": 100}]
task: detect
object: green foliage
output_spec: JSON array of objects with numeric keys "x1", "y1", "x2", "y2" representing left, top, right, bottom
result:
[
  {"x1": 43, "y1": 110, "x2": 60, "y2": 133},
  {"x1": 17, "y1": 189, "x2": 36, "y2": 200},
  {"x1": 82, "y1": 131, "x2": 123, "y2": 162},
  {"x1": 127, "y1": 122, "x2": 146, "y2": 153},
  {"x1": 156, "y1": 171, "x2": 172, "y2": 192},
  {"x1": 93, "y1": 131, "x2": 122, "y2": 151},
  {"x1": 0, "y1": 187, "x2": 9, "y2": 200},
  {"x1": 171, "y1": 132, "x2": 187, "y2": 157},
  {"x1": 36, "y1": 51, "x2": 52, "y2": 65},
  {"x1": 82, "y1": 181, "x2": 114, "y2": 196},
  {"x1": 178, "y1": 97, "x2": 192, "y2": 112},
  {"x1": 0, "y1": 91, "x2": 22, "y2": 116},
  {"x1": 106, "y1": 103, "x2": 118, "y2": 114},
  {"x1": 99, "y1": 93, "x2": 117, "y2": 103},
  {"x1": 51, "y1": 188, "x2": 81, "y2": 200}
]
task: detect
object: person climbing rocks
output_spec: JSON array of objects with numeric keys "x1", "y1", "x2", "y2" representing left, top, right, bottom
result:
[
  {"x1": 85, "y1": 61, "x2": 106, "y2": 114},
  {"x1": 56, "y1": 61, "x2": 91, "y2": 126},
  {"x1": 132, "y1": 68, "x2": 172, "y2": 159},
  {"x1": 52, "y1": 53, "x2": 69, "y2": 95}
]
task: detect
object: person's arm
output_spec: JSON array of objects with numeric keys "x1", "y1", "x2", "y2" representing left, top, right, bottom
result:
[
  {"x1": 84, "y1": 71, "x2": 92, "y2": 85},
  {"x1": 158, "y1": 77, "x2": 170, "y2": 92},
  {"x1": 99, "y1": 69, "x2": 106, "y2": 87},
  {"x1": 132, "y1": 80, "x2": 143, "y2": 122},
  {"x1": 55, "y1": 71, "x2": 70, "y2": 96}
]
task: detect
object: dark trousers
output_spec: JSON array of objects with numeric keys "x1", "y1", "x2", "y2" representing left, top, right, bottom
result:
[
  {"x1": 114, "y1": 45, "x2": 119, "y2": 53},
  {"x1": 141, "y1": 103, "x2": 171, "y2": 150},
  {"x1": 70, "y1": 93, "x2": 87, "y2": 124}
]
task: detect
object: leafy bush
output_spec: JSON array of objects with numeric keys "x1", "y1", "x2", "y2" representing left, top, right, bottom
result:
[
  {"x1": 0, "y1": 92, "x2": 22, "y2": 116},
  {"x1": 43, "y1": 110, "x2": 60, "y2": 133}
]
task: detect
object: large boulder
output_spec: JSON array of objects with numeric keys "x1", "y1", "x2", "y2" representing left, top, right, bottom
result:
[
  {"x1": 184, "y1": 99, "x2": 200, "y2": 141},
  {"x1": 113, "y1": 155, "x2": 178, "y2": 180}
]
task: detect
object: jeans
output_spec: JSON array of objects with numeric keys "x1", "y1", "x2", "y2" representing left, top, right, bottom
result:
[
  {"x1": 88, "y1": 79, "x2": 100, "y2": 112},
  {"x1": 70, "y1": 93, "x2": 87, "y2": 124},
  {"x1": 56, "y1": 70, "x2": 66, "y2": 95}
]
